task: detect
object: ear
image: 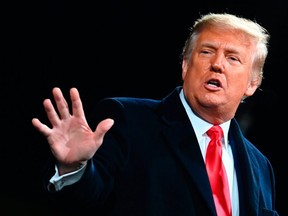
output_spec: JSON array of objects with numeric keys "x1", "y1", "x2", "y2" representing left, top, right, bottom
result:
[
  {"x1": 244, "y1": 80, "x2": 259, "y2": 97},
  {"x1": 182, "y1": 60, "x2": 188, "y2": 80}
]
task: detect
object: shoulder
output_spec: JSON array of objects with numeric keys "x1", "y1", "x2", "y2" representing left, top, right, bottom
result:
[
  {"x1": 95, "y1": 97, "x2": 161, "y2": 115},
  {"x1": 96, "y1": 85, "x2": 183, "y2": 111}
]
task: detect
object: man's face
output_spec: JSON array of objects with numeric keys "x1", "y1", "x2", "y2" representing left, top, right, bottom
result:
[{"x1": 182, "y1": 27, "x2": 259, "y2": 123}]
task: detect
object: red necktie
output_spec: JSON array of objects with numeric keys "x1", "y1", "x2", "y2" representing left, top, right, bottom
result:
[{"x1": 206, "y1": 125, "x2": 231, "y2": 216}]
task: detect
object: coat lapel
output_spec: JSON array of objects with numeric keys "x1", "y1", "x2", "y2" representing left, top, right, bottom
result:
[
  {"x1": 229, "y1": 120, "x2": 260, "y2": 216},
  {"x1": 159, "y1": 87, "x2": 216, "y2": 215}
]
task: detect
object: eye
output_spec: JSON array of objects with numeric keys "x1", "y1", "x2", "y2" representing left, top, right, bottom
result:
[
  {"x1": 228, "y1": 56, "x2": 238, "y2": 61},
  {"x1": 200, "y1": 49, "x2": 213, "y2": 55},
  {"x1": 227, "y1": 55, "x2": 241, "y2": 64}
]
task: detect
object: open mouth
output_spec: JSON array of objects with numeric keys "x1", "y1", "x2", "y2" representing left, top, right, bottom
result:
[{"x1": 207, "y1": 79, "x2": 221, "y2": 88}]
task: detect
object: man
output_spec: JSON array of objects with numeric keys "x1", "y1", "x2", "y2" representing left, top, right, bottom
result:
[{"x1": 32, "y1": 13, "x2": 279, "y2": 215}]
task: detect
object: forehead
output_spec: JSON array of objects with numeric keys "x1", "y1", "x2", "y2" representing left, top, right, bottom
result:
[{"x1": 196, "y1": 27, "x2": 256, "y2": 51}]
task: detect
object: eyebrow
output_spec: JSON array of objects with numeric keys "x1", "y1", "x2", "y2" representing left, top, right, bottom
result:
[{"x1": 200, "y1": 41, "x2": 241, "y2": 55}]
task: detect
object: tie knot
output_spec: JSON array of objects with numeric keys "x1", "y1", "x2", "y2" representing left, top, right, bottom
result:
[{"x1": 207, "y1": 125, "x2": 223, "y2": 140}]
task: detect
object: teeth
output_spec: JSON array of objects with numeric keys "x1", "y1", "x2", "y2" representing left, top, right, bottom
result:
[
  {"x1": 208, "y1": 80, "x2": 219, "y2": 87},
  {"x1": 208, "y1": 83, "x2": 217, "y2": 87}
]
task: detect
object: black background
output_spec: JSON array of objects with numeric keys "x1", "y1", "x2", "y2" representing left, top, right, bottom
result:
[{"x1": 1, "y1": 0, "x2": 287, "y2": 215}]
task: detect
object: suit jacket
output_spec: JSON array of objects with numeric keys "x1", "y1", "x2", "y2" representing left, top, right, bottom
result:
[{"x1": 44, "y1": 86, "x2": 279, "y2": 216}]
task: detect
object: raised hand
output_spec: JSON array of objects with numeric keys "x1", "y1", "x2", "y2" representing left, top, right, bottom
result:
[{"x1": 32, "y1": 87, "x2": 114, "y2": 175}]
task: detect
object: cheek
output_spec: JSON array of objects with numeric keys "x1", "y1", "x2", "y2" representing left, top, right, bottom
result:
[
  {"x1": 183, "y1": 69, "x2": 197, "y2": 83},
  {"x1": 227, "y1": 75, "x2": 249, "y2": 93}
]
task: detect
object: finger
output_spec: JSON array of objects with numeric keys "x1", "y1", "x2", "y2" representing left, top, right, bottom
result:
[
  {"x1": 70, "y1": 88, "x2": 86, "y2": 120},
  {"x1": 44, "y1": 98, "x2": 61, "y2": 126},
  {"x1": 31, "y1": 118, "x2": 52, "y2": 137},
  {"x1": 53, "y1": 87, "x2": 71, "y2": 120}
]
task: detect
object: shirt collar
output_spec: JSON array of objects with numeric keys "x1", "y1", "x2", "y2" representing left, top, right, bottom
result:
[{"x1": 179, "y1": 89, "x2": 230, "y2": 147}]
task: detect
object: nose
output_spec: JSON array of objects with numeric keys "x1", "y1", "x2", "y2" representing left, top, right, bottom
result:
[
  {"x1": 211, "y1": 63, "x2": 223, "y2": 72},
  {"x1": 210, "y1": 54, "x2": 224, "y2": 72}
]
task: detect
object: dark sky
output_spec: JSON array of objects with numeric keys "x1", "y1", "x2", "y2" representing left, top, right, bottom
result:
[{"x1": 1, "y1": 1, "x2": 287, "y2": 215}]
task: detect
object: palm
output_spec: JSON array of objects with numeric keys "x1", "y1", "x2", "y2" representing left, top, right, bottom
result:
[
  {"x1": 47, "y1": 114, "x2": 96, "y2": 164},
  {"x1": 32, "y1": 87, "x2": 114, "y2": 173}
]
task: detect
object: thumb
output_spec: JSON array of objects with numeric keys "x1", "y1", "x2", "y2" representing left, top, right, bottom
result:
[{"x1": 94, "y1": 118, "x2": 114, "y2": 143}]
